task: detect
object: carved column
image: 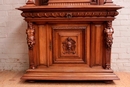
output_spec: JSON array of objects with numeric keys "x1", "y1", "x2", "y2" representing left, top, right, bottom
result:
[
  {"x1": 26, "y1": 22, "x2": 36, "y2": 69},
  {"x1": 104, "y1": 21, "x2": 114, "y2": 69}
]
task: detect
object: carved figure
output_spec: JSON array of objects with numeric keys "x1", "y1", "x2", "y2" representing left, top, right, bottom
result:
[
  {"x1": 26, "y1": 22, "x2": 35, "y2": 50},
  {"x1": 104, "y1": 21, "x2": 114, "y2": 49}
]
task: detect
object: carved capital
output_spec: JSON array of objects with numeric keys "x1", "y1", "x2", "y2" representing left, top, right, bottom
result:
[
  {"x1": 104, "y1": 21, "x2": 114, "y2": 50},
  {"x1": 26, "y1": 22, "x2": 35, "y2": 50}
]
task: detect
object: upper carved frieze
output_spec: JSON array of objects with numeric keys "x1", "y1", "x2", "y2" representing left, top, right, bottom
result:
[
  {"x1": 49, "y1": 2, "x2": 90, "y2": 6},
  {"x1": 21, "y1": 11, "x2": 119, "y2": 18}
]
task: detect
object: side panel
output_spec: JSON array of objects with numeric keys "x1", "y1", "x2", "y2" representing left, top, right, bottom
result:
[{"x1": 90, "y1": 23, "x2": 104, "y2": 67}]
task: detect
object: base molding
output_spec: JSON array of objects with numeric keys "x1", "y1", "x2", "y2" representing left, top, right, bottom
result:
[{"x1": 21, "y1": 66, "x2": 119, "y2": 81}]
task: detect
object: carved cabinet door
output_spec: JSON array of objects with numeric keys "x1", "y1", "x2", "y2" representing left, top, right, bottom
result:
[{"x1": 52, "y1": 24, "x2": 90, "y2": 64}]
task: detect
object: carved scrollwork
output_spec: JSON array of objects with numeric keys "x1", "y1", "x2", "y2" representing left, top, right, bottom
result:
[
  {"x1": 104, "y1": 21, "x2": 114, "y2": 50},
  {"x1": 62, "y1": 37, "x2": 76, "y2": 54},
  {"x1": 21, "y1": 11, "x2": 119, "y2": 18},
  {"x1": 26, "y1": 22, "x2": 35, "y2": 50}
]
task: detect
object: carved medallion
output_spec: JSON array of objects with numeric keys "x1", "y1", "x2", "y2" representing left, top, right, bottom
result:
[
  {"x1": 26, "y1": 22, "x2": 35, "y2": 50},
  {"x1": 62, "y1": 37, "x2": 76, "y2": 54}
]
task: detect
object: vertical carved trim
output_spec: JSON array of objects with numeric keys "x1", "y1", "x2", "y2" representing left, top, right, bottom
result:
[
  {"x1": 26, "y1": 22, "x2": 35, "y2": 50},
  {"x1": 104, "y1": 21, "x2": 114, "y2": 50},
  {"x1": 104, "y1": 21, "x2": 114, "y2": 69}
]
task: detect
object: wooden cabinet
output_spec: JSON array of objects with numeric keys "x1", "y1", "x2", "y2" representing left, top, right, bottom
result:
[{"x1": 17, "y1": 0, "x2": 122, "y2": 81}]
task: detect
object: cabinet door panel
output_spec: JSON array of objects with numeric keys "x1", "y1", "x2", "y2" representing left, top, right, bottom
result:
[{"x1": 53, "y1": 26, "x2": 86, "y2": 64}]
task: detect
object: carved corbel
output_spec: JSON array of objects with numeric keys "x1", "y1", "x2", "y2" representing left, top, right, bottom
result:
[
  {"x1": 104, "y1": 21, "x2": 114, "y2": 50},
  {"x1": 26, "y1": 22, "x2": 35, "y2": 50}
]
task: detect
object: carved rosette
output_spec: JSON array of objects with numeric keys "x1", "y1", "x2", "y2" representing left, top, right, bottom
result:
[
  {"x1": 26, "y1": 22, "x2": 35, "y2": 50},
  {"x1": 104, "y1": 21, "x2": 114, "y2": 50},
  {"x1": 62, "y1": 37, "x2": 76, "y2": 54}
]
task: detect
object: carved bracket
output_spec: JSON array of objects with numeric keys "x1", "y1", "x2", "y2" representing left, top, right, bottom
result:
[
  {"x1": 26, "y1": 22, "x2": 35, "y2": 50},
  {"x1": 104, "y1": 21, "x2": 114, "y2": 50},
  {"x1": 62, "y1": 37, "x2": 76, "y2": 54}
]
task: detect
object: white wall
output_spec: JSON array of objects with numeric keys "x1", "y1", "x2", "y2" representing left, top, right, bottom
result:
[
  {"x1": 111, "y1": 0, "x2": 130, "y2": 71},
  {"x1": 0, "y1": 0, "x2": 28, "y2": 71},
  {"x1": 0, "y1": 0, "x2": 130, "y2": 71}
]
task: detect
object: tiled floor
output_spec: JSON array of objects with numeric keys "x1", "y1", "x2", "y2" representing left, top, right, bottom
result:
[{"x1": 0, "y1": 71, "x2": 130, "y2": 87}]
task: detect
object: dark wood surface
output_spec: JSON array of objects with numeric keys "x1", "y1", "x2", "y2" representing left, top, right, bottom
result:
[{"x1": 17, "y1": 0, "x2": 122, "y2": 81}]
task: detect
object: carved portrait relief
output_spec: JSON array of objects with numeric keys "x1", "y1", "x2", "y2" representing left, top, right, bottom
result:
[{"x1": 62, "y1": 37, "x2": 76, "y2": 54}]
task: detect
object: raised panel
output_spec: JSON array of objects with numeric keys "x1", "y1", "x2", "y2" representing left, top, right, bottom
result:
[
  {"x1": 39, "y1": 25, "x2": 47, "y2": 65},
  {"x1": 53, "y1": 26, "x2": 86, "y2": 64},
  {"x1": 90, "y1": 23, "x2": 104, "y2": 67},
  {"x1": 38, "y1": 25, "x2": 53, "y2": 66}
]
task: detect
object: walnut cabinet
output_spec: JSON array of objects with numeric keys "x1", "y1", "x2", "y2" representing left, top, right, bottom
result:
[{"x1": 17, "y1": 0, "x2": 122, "y2": 81}]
